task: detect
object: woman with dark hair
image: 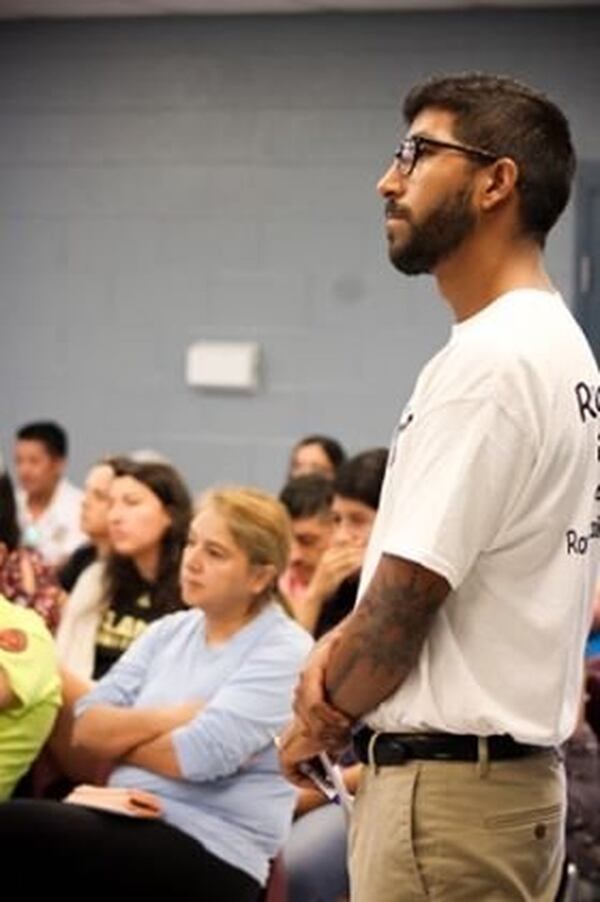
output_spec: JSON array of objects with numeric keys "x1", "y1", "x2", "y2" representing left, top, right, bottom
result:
[
  {"x1": 288, "y1": 434, "x2": 347, "y2": 481},
  {"x1": 0, "y1": 455, "x2": 63, "y2": 632},
  {"x1": 56, "y1": 458, "x2": 192, "y2": 680}
]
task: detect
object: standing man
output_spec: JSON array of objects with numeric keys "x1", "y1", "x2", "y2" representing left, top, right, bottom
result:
[
  {"x1": 280, "y1": 73, "x2": 599, "y2": 901},
  {"x1": 14, "y1": 421, "x2": 85, "y2": 567}
]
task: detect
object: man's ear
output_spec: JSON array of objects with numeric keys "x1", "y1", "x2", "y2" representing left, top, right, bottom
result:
[
  {"x1": 0, "y1": 542, "x2": 8, "y2": 568},
  {"x1": 478, "y1": 157, "x2": 519, "y2": 212}
]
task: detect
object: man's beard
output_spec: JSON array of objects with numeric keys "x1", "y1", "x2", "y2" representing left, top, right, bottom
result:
[{"x1": 387, "y1": 184, "x2": 476, "y2": 275}]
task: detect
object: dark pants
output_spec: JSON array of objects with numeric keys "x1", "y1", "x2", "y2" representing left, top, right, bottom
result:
[{"x1": 0, "y1": 799, "x2": 260, "y2": 900}]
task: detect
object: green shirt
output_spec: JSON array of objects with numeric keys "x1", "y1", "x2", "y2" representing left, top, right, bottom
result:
[{"x1": 0, "y1": 595, "x2": 61, "y2": 800}]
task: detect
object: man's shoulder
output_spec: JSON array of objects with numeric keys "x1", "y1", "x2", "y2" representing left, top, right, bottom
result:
[
  {"x1": 426, "y1": 290, "x2": 590, "y2": 388},
  {"x1": 416, "y1": 328, "x2": 519, "y2": 405},
  {"x1": 55, "y1": 479, "x2": 83, "y2": 506}
]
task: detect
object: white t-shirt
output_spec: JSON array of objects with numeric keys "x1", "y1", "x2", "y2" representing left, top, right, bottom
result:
[
  {"x1": 17, "y1": 478, "x2": 85, "y2": 566},
  {"x1": 360, "y1": 289, "x2": 599, "y2": 745}
]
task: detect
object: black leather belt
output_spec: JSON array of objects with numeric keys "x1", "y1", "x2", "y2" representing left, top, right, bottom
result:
[{"x1": 354, "y1": 727, "x2": 549, "y2": 766}]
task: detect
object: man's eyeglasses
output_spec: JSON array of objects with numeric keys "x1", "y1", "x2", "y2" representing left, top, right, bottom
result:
[{"x1": 394, "y1": 135, "x2": 498, "y2": 177}]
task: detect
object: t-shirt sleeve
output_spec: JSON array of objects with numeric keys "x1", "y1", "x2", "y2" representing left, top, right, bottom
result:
[
  {"x1": 0, "y1": 629, "x2": 58, "y2": 709},
  {"x1": 382, "y1": 396, "x2": 537, "y2": 589},
  {"x1": 172, "y1": 628, "x2": 312, "y2": 782},
  {"x1": 74, "y1": 617, "x2": 167, "y2": 718}
]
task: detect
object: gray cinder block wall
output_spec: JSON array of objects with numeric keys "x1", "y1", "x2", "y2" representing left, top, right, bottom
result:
[{"x1": 1, "y1": 9, "x2": 599, "y2": 492}]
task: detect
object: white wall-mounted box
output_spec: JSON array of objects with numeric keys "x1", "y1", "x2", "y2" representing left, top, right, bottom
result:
[{"x1": 185, "y1": 341, "x2": 260, "y2": 392}]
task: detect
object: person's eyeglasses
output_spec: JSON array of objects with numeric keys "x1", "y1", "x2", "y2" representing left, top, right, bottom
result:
[{"x1": 394, "y1": 135, "x2": 498, "y2": 177}]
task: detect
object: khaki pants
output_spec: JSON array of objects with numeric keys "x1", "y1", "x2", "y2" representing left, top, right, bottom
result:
[{"x1": 349, "y1": 748, "x2": 565, "y2": 901}]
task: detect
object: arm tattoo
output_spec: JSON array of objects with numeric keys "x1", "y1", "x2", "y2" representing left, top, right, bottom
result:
[{"x1": 325, "y1": 554, "x2": 449, "y2": 720}]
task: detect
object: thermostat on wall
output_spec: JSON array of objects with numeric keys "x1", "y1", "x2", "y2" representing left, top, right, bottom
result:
[{"x1": 185, "y1": 341, "x2": 260, "y2": 392}]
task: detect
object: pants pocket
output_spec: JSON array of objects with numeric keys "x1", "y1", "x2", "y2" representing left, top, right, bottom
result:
[
  {"x1": 482, "y1": 801, "x2": 564, "y2": 900},
  {"x1": 484, "y1": 803, "x2": 563, "y2": 831}
]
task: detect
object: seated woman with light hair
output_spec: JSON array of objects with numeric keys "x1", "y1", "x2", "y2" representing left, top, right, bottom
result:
[{"x1": 0, "y1": 486, "x2": 312, "y2": 900}]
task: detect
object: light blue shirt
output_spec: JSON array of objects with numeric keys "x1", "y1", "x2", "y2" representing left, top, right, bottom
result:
[{"x1": 75, "y1": 603, "x2": 313, "y2": 885}]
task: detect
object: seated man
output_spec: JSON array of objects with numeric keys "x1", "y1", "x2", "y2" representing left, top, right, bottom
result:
[
  {"x1": 0, "y1": 594, "x2": 61, "y2": 799},
  {"x1": 279, "y1": 474, "x2": 334, "y2": 611},
  {"x1": 300, "y1": 448, "x2": 388, "y2": 639},
  {"x1": 14, "y1": 420, "x2": 86, "y2": 567}
]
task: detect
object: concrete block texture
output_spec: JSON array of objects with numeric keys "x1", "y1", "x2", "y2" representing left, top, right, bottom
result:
[{"x1": 1, "y1": 10, "x2": 599, "y2": 493}]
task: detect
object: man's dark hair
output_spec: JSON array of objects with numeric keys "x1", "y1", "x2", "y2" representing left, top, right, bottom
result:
[
  {"x1": 403, "y1": 72, "x2": 575, "y2": 246},
  {"x1": 294, "y1": 435, "x2": 347, "y2": 473},
  {"x1": 16, "y1": 420, "x2": 68, "y2": 459},
  {"x1": 279, "y1": 474, "x2": 334, "y2": 521},
  {"x1": 104, "y1": 458, "x2": 193, "y2": 617},
  {"x1": 334, "y1": 448, "x2": 388, "y2": 511}
]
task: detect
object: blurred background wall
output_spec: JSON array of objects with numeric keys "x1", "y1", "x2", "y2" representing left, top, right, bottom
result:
[{"x1": 1, "y1": 8, "x2": 598, "y2": 491}]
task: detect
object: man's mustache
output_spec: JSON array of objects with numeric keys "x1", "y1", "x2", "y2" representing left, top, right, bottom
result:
[{"x1": 385, "y1": 201, "x2": 412, "y2": 222}]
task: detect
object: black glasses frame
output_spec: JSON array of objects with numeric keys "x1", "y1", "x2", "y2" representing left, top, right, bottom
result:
[{"x1": 394, "y1": 135, "x2": 498, "y2": 176}]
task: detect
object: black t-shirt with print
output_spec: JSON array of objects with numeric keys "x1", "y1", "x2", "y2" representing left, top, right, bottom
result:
[{"x1": 93, "y1": 587, "x2": 158, "y2": 680}]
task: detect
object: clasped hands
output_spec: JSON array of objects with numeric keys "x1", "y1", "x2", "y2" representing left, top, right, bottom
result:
[{"x1": 277, "y1": 633, "x2": 354, "y2": 790}]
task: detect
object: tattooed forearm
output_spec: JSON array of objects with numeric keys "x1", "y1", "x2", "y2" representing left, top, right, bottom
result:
[{"x1": 324, "y1": 554, "x2": 449, "y2": 720}]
